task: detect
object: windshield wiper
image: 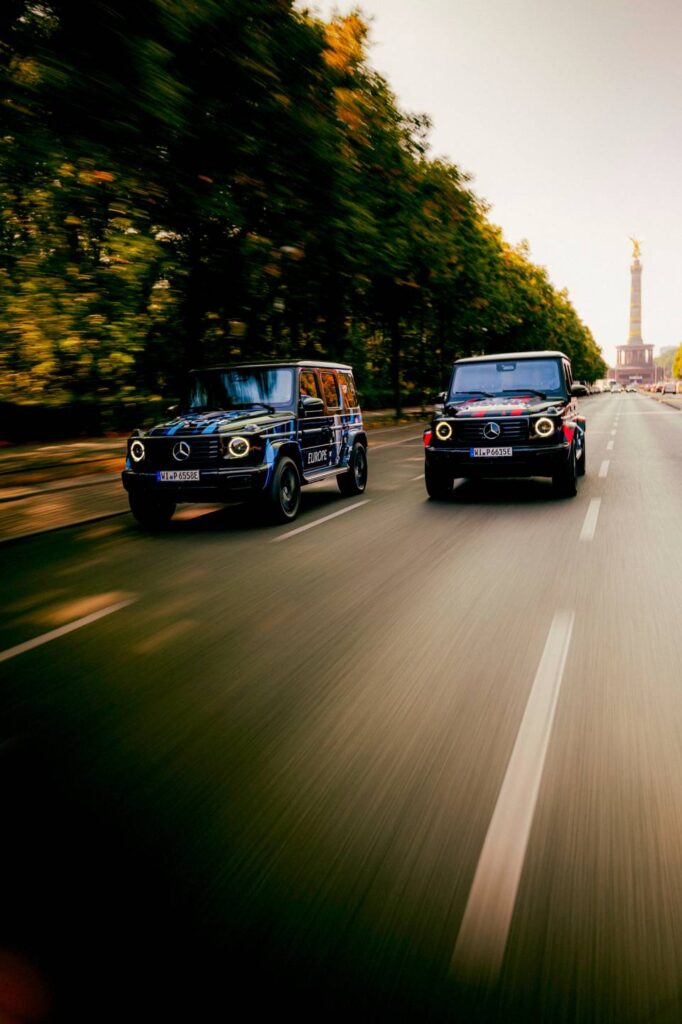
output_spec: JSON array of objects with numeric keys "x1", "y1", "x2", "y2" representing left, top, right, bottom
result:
[
  {"x1": 450, "y1": 391, "x2": 493, "y2": 399},
  {"x1": 499, "y1": 388, "x2": 547, "y2": 399},
  {"x1": 231, "y1": 401, "x2": 276, "y2": 414}
]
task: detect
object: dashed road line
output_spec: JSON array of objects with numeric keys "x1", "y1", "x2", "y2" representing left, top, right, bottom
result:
[
  {"x1": 579, "y1": 498, "x2": 601, "y2": 542},
  {"x1": 0, "y1": 598, "x2": 136, "y2": 663},
  {"x1": 272, "y1": 500, "x2": 370, "y2": 542},
  {"x1": 370, "y1": 435, "x2": 423, "y2": 451},
  {"x1": 598, "y1": 460, "x2": 610, "y2": 478},
  {"x1": 451, "y1": 609, "x2": 575, "y2": 982},
  {"x1": 607, "y1": 440, "x2": 614, "y2": 451}
]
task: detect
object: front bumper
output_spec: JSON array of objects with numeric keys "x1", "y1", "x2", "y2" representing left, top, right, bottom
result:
[
  {"x1": 425, "y1": 442, "x2": 571, "y2": 478},
  {"x1": 122, "y1": 465, "x2": 269, "y2": 501}
]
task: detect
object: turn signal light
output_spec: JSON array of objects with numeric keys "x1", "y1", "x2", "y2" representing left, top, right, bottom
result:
[{"x1": 423, "y1": 430, "x2": 433, "y2": 447}]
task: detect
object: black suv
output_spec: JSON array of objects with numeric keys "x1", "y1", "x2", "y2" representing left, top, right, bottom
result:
[
  {"x1": 424, "y1": 351, "x2": 586, "y2": 498},
  {"x1": 122, "y1": 361, "x2": 368, "y2": 527}
]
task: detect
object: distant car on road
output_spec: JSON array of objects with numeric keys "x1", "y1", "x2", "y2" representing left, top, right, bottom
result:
[
  {"x1": 663, "y1": 381, "x2": 682, "y2": 394},
  {"x1": 122, "y1": 361, "x2": 368, "y2": 527},
  {"x1": 610, "y1": 383, "x2": 623, "y2": 393},
  {"x1": 424, "y1": 350, "x2": 586, "y2": 499},
  {"x1": 625, "y1": 384, "x2": 637, "y2": 393}
]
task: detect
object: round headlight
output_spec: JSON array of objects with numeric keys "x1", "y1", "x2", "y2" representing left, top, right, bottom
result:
[
  {"x1": 227, "y1": 436, "x2": 250, "y2": 459},
  {"x1": 435, "y1": 421, "x2": 453, "y2": 441},
  {"x1": 130, "y1": 439, "x2": 145, "y2": 462},
  {"x1": 535, "y1": 417, "x2": 555, "y2": 437}
]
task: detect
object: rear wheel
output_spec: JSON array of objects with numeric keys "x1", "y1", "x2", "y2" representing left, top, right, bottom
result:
[
  {"x1": 265, "y1": 457, "x2": 301, "y2": 523},
  {"x1": 129, "y1": 493, "x2": 176, "y2": 529},
  {"x1": 425, "y1": 464, "x2": 453, "y2": 500},
  {"x1": 552, "y1": 445, "x2": 577, "y2": 497},
  {"x1": 337, "y1": 443, "x2": 368, "y2": 496}
]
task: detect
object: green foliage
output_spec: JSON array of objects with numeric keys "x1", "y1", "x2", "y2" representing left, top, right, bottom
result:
[
  {"x1": 0, "y1": 1, "x2": 606, "y2": 413},
  {"x1": 672, "y1": 343, "x2": 682, "y2": 380}
]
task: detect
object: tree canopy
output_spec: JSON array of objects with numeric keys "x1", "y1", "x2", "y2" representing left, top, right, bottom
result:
[{"x1": 0, "y1": 0, "x2": 606, "y2": 415}]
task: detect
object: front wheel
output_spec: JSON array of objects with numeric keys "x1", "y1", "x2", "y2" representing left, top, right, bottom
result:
[
  {"x1": 425, "y1": 464, "x2": 453, "y2": 500},
  {"x1": 129, "y1": 493, "x2": 176, "y2": 529},
  {"x1": 337, "y1": 443, "x2": 368, "y2": 496},
  {"x1": 552, "y1": 445, "x2": 578, "y2": 497},
  {"x1": 265, "y1": 456, "x2": 301, "y2": 523},
  {"x1": 577, "y1": 435, "x2": 586, "y2": 476}
]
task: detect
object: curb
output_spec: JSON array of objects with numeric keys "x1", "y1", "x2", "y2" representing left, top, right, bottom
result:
[{"x1": 0, "y1": 509, "x2": 130, "y2": 547}]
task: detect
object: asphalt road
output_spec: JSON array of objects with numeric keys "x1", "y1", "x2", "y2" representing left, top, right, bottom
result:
[{"x1": 1, "y1": 395, "x2": 682, "y2": 1022}]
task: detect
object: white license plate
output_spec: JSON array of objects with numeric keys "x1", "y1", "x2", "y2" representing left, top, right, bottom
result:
[
  {"x1": 157, "y1": 470, "x2": 200, "y2": 481},
  {"x1": 469, "y1": 447, "x2": 513, "y2": 458}
]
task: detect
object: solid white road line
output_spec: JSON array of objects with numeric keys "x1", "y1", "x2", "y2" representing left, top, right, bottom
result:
[
  {"x1": 579, "y1": 498, "x2": 601, "y2": 542},
  {"x1": 607, "y1": 440, "x2": 614, "y2": 451},
  {"x1": 451, "y1": 609, "x2": 575, "y2": 981},
  {"x1": 598, "y1": 460, "x2": 610, "y2": 478},
  {"x1": 0, "y1": 599, "x2": 136, "y2": 664},
  {"x1": 272, "y1": 500, "x2": 370, "y2": 542}
]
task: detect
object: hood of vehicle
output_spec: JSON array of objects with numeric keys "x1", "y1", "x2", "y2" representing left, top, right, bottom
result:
[
  {"x1": 445, "y1": 396, "x2": 566, "y2": 417},
  {"x1": 144, "y1": 408, "x2": 293, "y2": 437}
]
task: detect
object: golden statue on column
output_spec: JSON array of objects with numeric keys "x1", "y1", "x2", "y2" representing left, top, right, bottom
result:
[{"x1": 629, "y1": 236, "x2": 642, "y2": 259}]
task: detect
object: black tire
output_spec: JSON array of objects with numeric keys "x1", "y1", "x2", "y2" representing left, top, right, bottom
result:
[
  {"x1": 265, "y1": 456, "x2": 301, "y2": 523},
  {"x1": 425, "y1": 464, "x2": 453, "y2": 500},
  {"x1": 337, "y1": 443, "x2": 368, "y2": 496},
  {"x1": 552, "y1": 445, "x2": 578, "y2": 497},
  {"x1": 577, "y1": 435, "x2": 586, "y2": 476},
  {"x1": 129, "y1": 493, "x2": 176, "y2": 529}
]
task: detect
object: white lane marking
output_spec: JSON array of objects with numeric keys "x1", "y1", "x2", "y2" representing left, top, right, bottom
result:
[
  {"x1": 610, "y1": 429, "x2": 617, "y2": 435},
  {"x1": 598, "y1": 460, "x2": 610, "y2": 478},
  {"x1": 579, "y1": 498, "x2": 601, "y2": 542},
  {"x1": 272, "y1": 500, "x2": 370, "y2": 542},
  {"x1": 370, "y1": 435, "x2": 423, "y2": 451},
  {"x1": 607, "y1": 440, "x2": 614, "y2": 450},
  {"x1": 411, "y1": 474, "x2": 424, "y2": 481},
  {"x1": 451, "y1": 610, "x2": 574, "y2": 981},
  {"x1": 0, "y1": 599, "x2": 136, "y2": 664},
  {"x1": 368, "y1": 422, "x2": 427, "y2": 436}
]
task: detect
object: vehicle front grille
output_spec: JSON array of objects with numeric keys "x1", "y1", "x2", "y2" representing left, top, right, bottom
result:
[
  {"x1": 140, "y1": 437, "x2": 220, "y2": 469},
  {"x1": 451, "y1": 419, "x2": 529, "y2": 445}
]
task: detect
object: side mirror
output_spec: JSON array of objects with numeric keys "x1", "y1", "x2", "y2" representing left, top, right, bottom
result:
[
  {"x1": 436, "y1": 391, "x2": 447, "y2": 404},
  {"x1": 570, "y1": 384, "x2": 586, "y2": 396},
  {"x1": 299, "y1": 395, "x2": 325, "y2": 416}
]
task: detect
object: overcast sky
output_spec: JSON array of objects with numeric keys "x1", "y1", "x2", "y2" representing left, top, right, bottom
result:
[{"x1": 308, "y1": 0, "x2": 682, "y2": 367}]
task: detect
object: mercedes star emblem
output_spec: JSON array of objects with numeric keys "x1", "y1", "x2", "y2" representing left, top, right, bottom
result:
[
  {"x1": 483, "y1": 422, "x2": 502, "y2": 440},
  {"x1": 172, "y1": 440, "x2": 191, "y2": 461}
]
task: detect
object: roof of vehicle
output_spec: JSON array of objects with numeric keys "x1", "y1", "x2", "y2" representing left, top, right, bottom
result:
[
  {"x1": 193, "y1": 360, "x2": 353, "y2": 372},
  {"x1": 454, "y1": 350, "x2": 569, "y2": 365}
]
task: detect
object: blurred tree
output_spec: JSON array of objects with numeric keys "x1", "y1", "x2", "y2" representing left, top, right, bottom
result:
[
  {"x1": 0, "y1": 1, "x2": 606, "y2": 417},
  {"x1": 672, "y1": 343, "x2": 682, "y2": 380}
]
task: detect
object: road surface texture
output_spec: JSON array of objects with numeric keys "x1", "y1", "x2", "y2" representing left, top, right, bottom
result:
[{"x1": 1, "y1": 395, "x2": 681, "y2": 1022}]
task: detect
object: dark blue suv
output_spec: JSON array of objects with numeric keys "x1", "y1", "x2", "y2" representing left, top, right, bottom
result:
[{"x1": 122, "y1": 361, "x2": 368, "y2": 527}]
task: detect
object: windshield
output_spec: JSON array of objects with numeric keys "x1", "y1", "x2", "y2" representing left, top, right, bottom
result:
[
  {"x1": 185, "y1": 367, "x2": 295, "y2": 411},
  {"x1": 449, "y1": 358, "x2": 565, "y2": 399}
]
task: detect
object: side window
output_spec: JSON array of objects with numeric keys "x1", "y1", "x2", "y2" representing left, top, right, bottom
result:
[
  {"x1": 564, "y1": 361, "x2": 573, "y2": 389},
  {"x1": 320, "y1": 371, "x2": 341, "y2": 411},
  {"x1": 299, "y1": 370, "x2": 320, "y2": 399},
  {"x1": 338, "y1": 371, "x2": 358, "y2": 409}
]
